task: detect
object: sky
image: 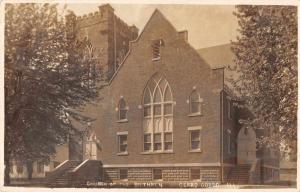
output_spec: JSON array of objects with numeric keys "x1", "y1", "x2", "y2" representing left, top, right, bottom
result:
[{"x1": 66, "y1": 4, "x2": 239, "y2": 49}]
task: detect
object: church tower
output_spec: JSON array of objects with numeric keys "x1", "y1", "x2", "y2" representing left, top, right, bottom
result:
[{"x1": 66, "y1": 4, "x2": 139, "y2": 80}]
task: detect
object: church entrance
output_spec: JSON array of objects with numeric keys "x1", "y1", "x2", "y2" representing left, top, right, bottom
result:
[
  {"x1": 237, "y1": 127, "x2": 256, "y2": 164},
  {"x1": 83, "y1": 131, "x2": 98, "y2": 160}
]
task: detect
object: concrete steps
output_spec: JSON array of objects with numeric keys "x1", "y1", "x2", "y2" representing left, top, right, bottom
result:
[
  {"x1": 48, "y1": 164, "x2": 80, "y2": 187},
  {"x1": 227, "y1": 164, "x2": 251, "y2": 184}
]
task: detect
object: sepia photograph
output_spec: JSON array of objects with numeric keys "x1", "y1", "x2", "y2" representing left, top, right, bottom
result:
[{"x1": 1, "y1": 1, "x2": 298, "y2": 190}]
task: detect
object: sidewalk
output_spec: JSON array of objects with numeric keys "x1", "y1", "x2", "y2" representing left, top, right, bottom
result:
[
  {"x1": 217, "y1": 184, "x2": 296, "y2": 189},
  {"x1": 9, "y1": 178, "x2": 46, "y2": 187}
]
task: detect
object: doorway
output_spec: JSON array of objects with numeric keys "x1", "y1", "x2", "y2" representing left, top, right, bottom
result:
[
  {"x1": 83, "y1": 132, "x2": 98, "y2": 160},
  {"x1": 237, "y1": 127, "x2": 256, "y2": 164}
]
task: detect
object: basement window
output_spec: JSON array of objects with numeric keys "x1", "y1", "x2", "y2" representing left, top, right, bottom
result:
[
  {"x1": 190, "y1": 168, "x2": 201, "y2": 180},
  {"x1": 152, "y1": 39, "x2": 164, "y2": 60},
  {"x1": 119, "y1": 169, "x2": 128, "y2": 180},
  {"x1": 153, "y1": 169, "x2": 162, "y2": 180}
]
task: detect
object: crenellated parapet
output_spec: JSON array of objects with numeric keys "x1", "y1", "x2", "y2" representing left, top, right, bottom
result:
[{"x1": 66, "y1": 4, "x2": 138, "y2": 36}]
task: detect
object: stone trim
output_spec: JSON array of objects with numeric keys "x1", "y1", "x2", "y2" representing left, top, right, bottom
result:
[
  {"x1": 262, "y1": 164, "x2": 280, "y2": 169},
  {"x1": 117, "y1": 131, "x2": 128, "y2": 135},
  {"x1": 222, "y1": 163, "x2": 235, "y2": 167},
  {"x1": 187, "y1": 126, "x2": 202, "y2": 131}
]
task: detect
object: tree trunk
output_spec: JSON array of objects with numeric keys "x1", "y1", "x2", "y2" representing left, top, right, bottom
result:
[
  {"x1": 4, "y1": 160, "x2": 11, "y2": 185},
  {"x1": 26, "y1": 161, "x2": 33, "y2": 180},
  {"x1": 4, "y1": 147, "x2": 11, "y2": 186}
]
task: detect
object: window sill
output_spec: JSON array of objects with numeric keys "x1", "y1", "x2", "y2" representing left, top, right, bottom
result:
[
  {"x1": 191, "y1": 179, "x2": 202, "y2": 182},
  {"x1": 117, "y1": 152, "x2": 129, "y2": 156},
  {"x1": 188, "y1": 150, "x2": 202, "y2": 153},
  {"x1": 118, "y1": 179, "x2": 128, "y2": 181},
  {"x1": 188, "y1": 113, "x2": 202, "y2": 117},
  {"x1": 152, "y1": 57, "x2": 161, "y2": 61},
  {"x1": 116, "y1": 119, "x2": 129, "y2": 123},
  {"x1": 153, "y1": 179, "x2": 163, "y2": 182},
  {"x1": 140, "y1": 151, "x2": 174, "y2": 155}
]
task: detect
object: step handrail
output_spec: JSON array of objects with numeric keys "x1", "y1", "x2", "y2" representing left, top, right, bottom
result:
[
  {"x1": 46, "y1": 160, "x2": 80, "y2": 182},
  {"x1": 70, "y1": 159, "x2": 89, "y2": 172},
  {"x1": 52, "y1": 160, "x2": 69, "y2": 172},
  {"x1": 68, "y1": 160, "x2": 103, "y2": 186}
]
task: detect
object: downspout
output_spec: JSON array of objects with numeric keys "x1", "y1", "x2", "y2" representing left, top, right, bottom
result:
[{"x1": 220, "y1": 68, "x2": 225, "y2": 183}]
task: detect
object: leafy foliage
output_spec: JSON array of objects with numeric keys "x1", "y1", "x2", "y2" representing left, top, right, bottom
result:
[
  {"x1": 5, "y1": 3, "x2": 102, "y2": 182},
  {"x1": 230, "y1": 5, "x2": 297, "y2": 154}
]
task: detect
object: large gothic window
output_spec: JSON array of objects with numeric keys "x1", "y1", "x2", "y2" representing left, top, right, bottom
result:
[{"x1": 143, "y1": 75, "x2": 173, "y2": 152}]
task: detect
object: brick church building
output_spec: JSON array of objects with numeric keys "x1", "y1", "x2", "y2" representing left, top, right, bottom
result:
[{"x1": 11, "y1": 4, "x2": 280, "y2": 186}]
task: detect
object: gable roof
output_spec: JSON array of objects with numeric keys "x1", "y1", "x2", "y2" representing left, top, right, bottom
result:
[
  {"x1": 197, "y1": 43, "x2": 241, "y2": 99},
  {"x1": 137, "y1": 9, "x2": 178, "y2": 41},
  {"x1": 109, "y1": 10, "x2": 238, "y2": 93},
  {"x1": 196, "y1": 43, "x2": 234, "y2": 69},
  {"x1": 109, "y1": 9, "x2": 179, "y2": 85}
]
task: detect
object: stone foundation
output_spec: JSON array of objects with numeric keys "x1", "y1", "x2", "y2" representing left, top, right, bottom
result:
[
  {"x1": 103, "y1": 167, "x2": 221, "y2": 183},
  {"x1": 162, "y1": 168, "x2": 189, "y2": 181}
]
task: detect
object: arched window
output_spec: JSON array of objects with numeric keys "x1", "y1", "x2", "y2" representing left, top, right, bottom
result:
[
  {"x1": 118, "y1": 98, "x2": 128, "y2": 121},
  {"x1": 143, "y1": 74, "x2": 173, "y2": 152},
  {"x1": 82, "y1": 42, "x2": 97, "y2": 87},
  {"x1": 189, "y1": 90, "x2": 202, "y2": 114}
]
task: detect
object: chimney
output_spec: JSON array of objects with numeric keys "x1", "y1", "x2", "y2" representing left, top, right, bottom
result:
[
  {"x1": 178, "y1": 30, "x2": 188, "y2": 42},
  {"x1": 129, "y1": 25, "x2": 139, "y2": 38}
]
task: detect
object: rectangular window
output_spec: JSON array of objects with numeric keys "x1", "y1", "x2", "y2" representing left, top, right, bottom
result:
[
  {"x1": 190, "y1": 169, "x2": 201, "y2": 180},
  {"x1": 154, "y1": 133, "x2": 162, "y2": 151},
  {"x1": 37, "y1": 162, "x2": 44, "y2": 173},
  {"x1": 118, "y1": 134, "x2": 128, "y2": 153},
  {"x1": 164, "y1": 132, "x2": 173, "y2": 151},
  {"x1": 227, "y1": 99, "x2": 232, "y2": 119},
  {"x1": 144, "y1": 133, "x2": 152, "y2": 151},
  {"x1": 119, "y1": 169, "x2": 128, "y2": 180},
  {"x1": 190, "y1": 130, "x2": 201, "y2": 151},
  {"x1": 153, "y1": 169, "x2": 162, "y2": 180},
  {"x1": 227, "y1": 132, "x2": 231, "y2": 154}
]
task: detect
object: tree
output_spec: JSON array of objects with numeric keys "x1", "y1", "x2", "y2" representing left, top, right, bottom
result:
[
  {"x1": 5, "y1": 3, "x2": 102, "y2": 184},
  {"x1": 230, "y1": 6, "x2": 297, "y2": 155}
]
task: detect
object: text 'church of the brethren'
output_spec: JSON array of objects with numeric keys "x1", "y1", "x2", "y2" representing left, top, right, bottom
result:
[{"x1": 9, "y1": 4, "x2": 280, "y2": 187}]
